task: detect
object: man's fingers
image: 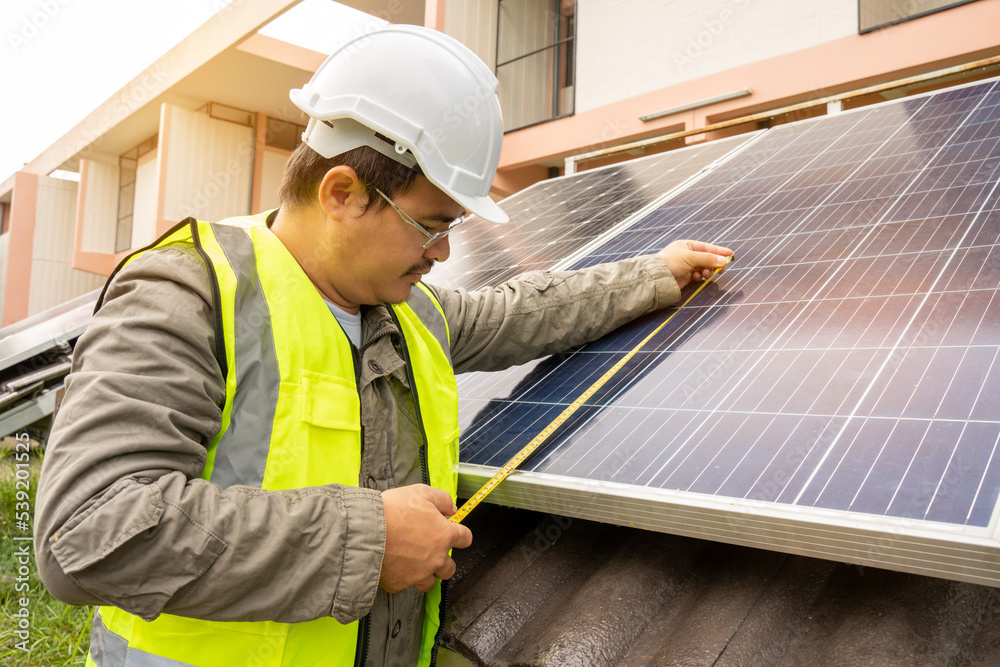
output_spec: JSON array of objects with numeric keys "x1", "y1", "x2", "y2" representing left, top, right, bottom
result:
[
  {"x1": 450, "y1": 522, "x2": 473, "y2": 549},
  {"x1": 691, "y1": 268, "x2": 712, "y2": 282},
  {"x1": 691, "y1": 250, "x2": 731, "y2": 270},
  {"x1": 685, "y1": 240, "x2": 734, "y2": 257},
  {"x1": 415, "y1": 575, "x2": 437, "y2": 593},
  {"x1": 420, "y1": 484, "x2": 459, "y2": 517},
  {"x1": 658, "y1": 240, "x2": 734, "y2": 286},
  {"x1": 379, "y1": 485, "x2": 473, "y2": 594},
  {"x1": 433, "y1": 557, "x2": 458, "y2": 582}
]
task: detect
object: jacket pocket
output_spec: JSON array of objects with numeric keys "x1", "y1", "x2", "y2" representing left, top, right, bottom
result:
[
  {"x1": 519, "y1": 270, "x2": 558, "y2": 291},
  {"x1": 50, "y1": 476, "x2": 226, "y2": 619},
  {"x1": 50, "y1": 476, "x2": 164, "y2": 574}
]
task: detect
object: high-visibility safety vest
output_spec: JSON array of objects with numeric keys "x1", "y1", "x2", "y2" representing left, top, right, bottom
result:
[{"x1": 86, "y1": 213, "x2": 459, "y2": 667}]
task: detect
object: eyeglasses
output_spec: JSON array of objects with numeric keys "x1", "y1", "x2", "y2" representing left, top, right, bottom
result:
[{"x1": 374, "y1": 188, "x2": 467, "y2": 249}]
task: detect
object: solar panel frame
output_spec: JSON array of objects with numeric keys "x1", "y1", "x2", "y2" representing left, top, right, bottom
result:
[
  {"x1": 454, "y1": 75, "x2": 1000, "y2": 587},
  {"x1": 0, "y1": 289, "x2": 97, "y2": 372}
]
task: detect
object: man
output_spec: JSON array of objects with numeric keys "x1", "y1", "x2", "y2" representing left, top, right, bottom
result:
[{"x1": 35, "y1": 25, "x2": 731, "y2": 666}]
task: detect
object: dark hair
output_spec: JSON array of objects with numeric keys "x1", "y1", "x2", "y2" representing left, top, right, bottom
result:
[{"x1": 278, "y1": 143, "x2": 419, "y2": 212}]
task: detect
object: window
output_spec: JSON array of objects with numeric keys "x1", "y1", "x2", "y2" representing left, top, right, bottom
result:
[
  {"x1": 496, "y1": 0, "x2": 576, "y2": 131},
  {"x1": 0, "y1": 201, "x2": 9, "y2": 235},
  {"x1": 198, "y1": 102, "x2": 255, "y2": 128},
  {"x1": 265, "y1": 117, "x2": 305, "y2": 152},
  {"x1": 859, "y1": 0, "x2": 981, "y2": 33},
  {"x1": 117, "y1": 135, "x2": 157, "y2": 253}
]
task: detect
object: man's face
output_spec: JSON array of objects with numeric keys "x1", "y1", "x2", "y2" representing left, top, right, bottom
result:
[{"x1": 333, "y1": 175, "x2": 464, "y2": 308}]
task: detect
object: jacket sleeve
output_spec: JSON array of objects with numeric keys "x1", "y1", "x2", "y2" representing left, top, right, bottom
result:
[
  {"x1": 432, "y1": 255, "x2": 682, "y2": 374},
  {"x1": 33, "y1": 246, "x2": 384, "y2": 625}
]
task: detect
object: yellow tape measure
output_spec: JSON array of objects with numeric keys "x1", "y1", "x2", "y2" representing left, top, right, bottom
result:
[{"x1": 451, "y1": 255, "x2": 734, "y2": 524}]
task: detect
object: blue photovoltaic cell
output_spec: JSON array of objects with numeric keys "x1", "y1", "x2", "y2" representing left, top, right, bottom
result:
[
  {"x1": 457, "y1": 78, "x2": 1000, "y2": 529},
  {"x1": 426, "y1": 134, "x2": 754, "y2": 290}
]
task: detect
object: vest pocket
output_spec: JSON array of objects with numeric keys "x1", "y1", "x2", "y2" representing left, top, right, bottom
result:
[
  {"x1": 300, "y1": 370, "x2": 361, "y2": 431},
  {"x1": 269, "y1": 371, "x2": 363, "y2": 489}
]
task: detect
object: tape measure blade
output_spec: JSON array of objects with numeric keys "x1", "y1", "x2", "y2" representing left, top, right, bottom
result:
[{"x1": 452, "y1": 261, "x2": 731, "y2": 524}]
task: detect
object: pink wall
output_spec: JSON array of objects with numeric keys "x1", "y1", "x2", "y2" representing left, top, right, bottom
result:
[
  {"x1": 498, "y1": 0, "x2": 1000, "y2": 174},
  {"x1": 72, "y1": 160, "x2": 122, "y2": 277},
  {"x1": 3, "y1": 172, "x2": 37, "y2": 326},
  {"x1": 424, "y1": 0, "x2": 446, "y2": 31}
]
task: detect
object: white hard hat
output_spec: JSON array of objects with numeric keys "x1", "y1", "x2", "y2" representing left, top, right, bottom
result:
[{"x1": 290, "y1": 24, "x2": 508, "y2": 223}]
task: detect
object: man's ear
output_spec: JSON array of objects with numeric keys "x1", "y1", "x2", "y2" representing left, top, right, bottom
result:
[{"x1": 318, "y1": 165, "x2": 366, "y2": 220}]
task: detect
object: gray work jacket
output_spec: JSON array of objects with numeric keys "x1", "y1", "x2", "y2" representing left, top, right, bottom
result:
[{"x1": 34, "y1": 243, "x2": 680, "y2": 665}]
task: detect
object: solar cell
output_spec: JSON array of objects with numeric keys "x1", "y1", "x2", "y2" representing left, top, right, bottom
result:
[
  {"x1": 426, "y1": 133, "x2": 758, "y2": 290},
  {"x1": 454, "y1": 76, "x2": 1000, "y2": 585}
]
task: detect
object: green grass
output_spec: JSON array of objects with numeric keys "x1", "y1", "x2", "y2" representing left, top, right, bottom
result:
[{"x1": 1, "y1": 446, "x2": 92, "y2": 666}]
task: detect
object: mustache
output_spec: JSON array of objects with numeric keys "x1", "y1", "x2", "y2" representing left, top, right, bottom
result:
[{"x1": 404, "y1": 260, "x2": 435, "y2": 275}]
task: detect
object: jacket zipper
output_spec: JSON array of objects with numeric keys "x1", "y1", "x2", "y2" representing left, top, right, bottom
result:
[
  {"x1": 351, "y1": 342, "x2": 364, "y2": 454},
  {"x1": 388, "y1": 310, "x2": 432, "y2": 486},
  {"x1": 390, "y1": 309, "x2": 450, "y2": 665},
  {"x1": 354, "y1": 614, "x2": 371, "y2": 667},
  {"x1": 429, "y1": 578, "x2": 451, "y2": 666},
  {"x1": 350, "y1": 342, "x2": 372, "y2": 667}
]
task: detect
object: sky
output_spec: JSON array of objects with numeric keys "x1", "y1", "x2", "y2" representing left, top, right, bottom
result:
[
  {"x1": 0, "y1": 0, "x2": 382, "y2": 184},
  {"x1": 0, "y1": 0, "x2": 227, "y2": 183}
]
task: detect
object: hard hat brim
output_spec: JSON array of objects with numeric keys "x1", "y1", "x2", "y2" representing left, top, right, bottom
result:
[{"x1": 444, "y1": 190, "x2": 509, "y2": 224}]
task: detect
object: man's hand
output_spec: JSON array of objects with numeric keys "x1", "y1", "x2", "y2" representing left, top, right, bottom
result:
[
  {"x1": 657, "y1": 240, "x2": 734, "y2": 290},
  {"x1": 379, "y1": 484, "x2": 473, "y2": 594}
]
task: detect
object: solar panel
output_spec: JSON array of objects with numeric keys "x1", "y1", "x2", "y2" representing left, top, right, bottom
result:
[
  {"x1": 454, "y1": 76, "x2": 1000, "y2": 586},
  {"x1": 427, "y1": 133, "x2": 759, "y2": 290},
  {"x1": 0, "y1": 289, "x2": 97, "y2": 372}
]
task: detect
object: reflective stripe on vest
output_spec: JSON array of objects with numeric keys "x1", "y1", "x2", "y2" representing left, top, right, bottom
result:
[
  {"x1": 409, "y1": 282, "x2": 452, "y2": 367},
  {"x1": 208, "y1": 221, "x2": 279, "y2": 489},
  {"x1": 91, "y1": 214, "x2": 459, "y2": 667},
  {"x1": 87, "y1": 609, "x2": 185, "y2": 667}
]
